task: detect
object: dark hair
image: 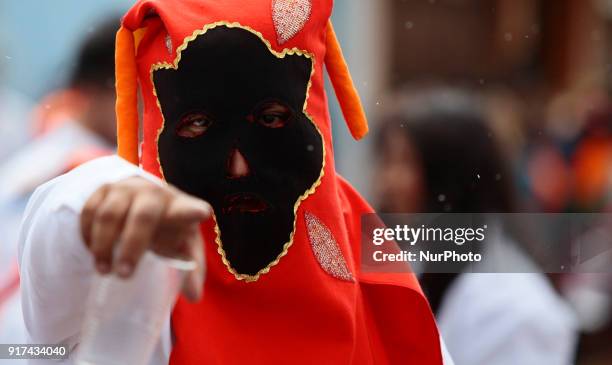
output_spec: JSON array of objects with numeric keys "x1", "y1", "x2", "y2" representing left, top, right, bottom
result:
[
  {"x1": 376, "y1": 89, "x2": 517, "y2": 313},
  {"x1": 69, "y1": 18, "x2": 119, "y2": 90},
  {"x1": 376, "y1": 90, "x2": 515, "y2": 213}
]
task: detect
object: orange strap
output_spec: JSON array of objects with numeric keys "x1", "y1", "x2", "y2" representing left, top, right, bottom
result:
[
  {"x1": 325, "y1": 21, "x2": 369, "y2": 140},
  {"x1": 115, "y1": 22, "x2": 367, "y2": 156},
  {"x1": 115, "y1": 26, "x2": 140, "y2": 164}
]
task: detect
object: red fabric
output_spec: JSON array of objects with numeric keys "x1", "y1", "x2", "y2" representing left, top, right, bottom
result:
[
  {"x1": 0, "y1": 263, "x2": 19, "y2": 311},
  {"x1": 64, "y1": 147, "x2": 112, "y2": 173},
  {"x1": 120, "y1": 1, "x2": 443, "y2": 363},
  {"x1": 31, "y1": 89, "x2": 87, "y2": 137}
]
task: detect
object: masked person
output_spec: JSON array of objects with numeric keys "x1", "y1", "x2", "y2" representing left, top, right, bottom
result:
[{"x1": 18, "y1": 1, "x2": 453, "y2": 364}]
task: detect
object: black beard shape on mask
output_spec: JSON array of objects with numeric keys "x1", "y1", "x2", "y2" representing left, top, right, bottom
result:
[{"x1": 153, "y1": 25, "x2": 324, "y2": 277}]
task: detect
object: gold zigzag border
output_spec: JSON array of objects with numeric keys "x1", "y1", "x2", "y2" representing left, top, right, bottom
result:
[{"x1": 149, "y1": 21, "x2": 326, "y2": 282}]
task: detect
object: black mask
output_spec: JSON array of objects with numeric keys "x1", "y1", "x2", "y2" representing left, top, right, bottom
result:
[{"x1": 153, "y1": 26, "x2": 324, "y2": 276}]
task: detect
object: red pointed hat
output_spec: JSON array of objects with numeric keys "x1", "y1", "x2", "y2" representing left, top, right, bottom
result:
[{"x1": 115, "y1": 0, "x2": 444, "y2": 363}]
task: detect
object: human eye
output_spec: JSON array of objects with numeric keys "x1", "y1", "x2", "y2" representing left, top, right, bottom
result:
[
  {"x1": 249, "y1": 101, "x2": 292, "y2": 128},
  {"x1": 176, "y1": 111, "x2": 213, "y2": 138}
]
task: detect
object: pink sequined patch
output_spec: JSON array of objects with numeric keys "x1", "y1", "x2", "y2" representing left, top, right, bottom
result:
[
  {"x1": 165, "y1": 34, "x2": 173, "y2": 55},
  {"x1": 272, "y1": 0, "x2": 312, "y2": 45},
  {"x1": 305, "y1": 212, "x2": 354, "y2": 282}
]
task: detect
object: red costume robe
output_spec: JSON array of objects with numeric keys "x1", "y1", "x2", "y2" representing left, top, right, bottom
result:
[{"x1": 114, "y1": 1, "x2": 445, "y2": 363}]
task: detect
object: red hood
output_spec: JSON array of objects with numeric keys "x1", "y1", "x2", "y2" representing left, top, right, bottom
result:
[{"x1": 114, "y1": 1, "x2": 443, "y2": 363}]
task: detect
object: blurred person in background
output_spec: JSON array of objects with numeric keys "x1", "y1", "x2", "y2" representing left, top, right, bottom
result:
[
  {"x1": 556, "y1": 101, "x2": 612, "y2": 364},
  {"x1": 0, "y1": 60, "x2": 32, "y2": 349},
  {"x1": 0, "y1": 18, "x2": 117, "y2": 346},
  {"x1": 571, "y1": 104, "x2": 612, "y2": 212},
  {"x1": 374, "y1": 89, "x2": 578, "y2": 365},
  {"x1": 0, "y1": 18, "x2": 118, "y2": 202},
  {"x1": 520, "y1": 88, "x2": 612, "y2": 341}
]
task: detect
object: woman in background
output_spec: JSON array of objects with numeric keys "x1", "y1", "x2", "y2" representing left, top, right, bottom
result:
[{"x1": 374, "y1": 89, "x2": 578, "y2": 365}]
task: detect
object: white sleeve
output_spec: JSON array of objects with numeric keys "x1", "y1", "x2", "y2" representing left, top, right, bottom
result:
[
  {"x1": 17, "y1": 155, "x2": 162, "y2": 350},
  {"x1": 440, "y1": 336, "x2": 456, "y2": 365},
  {"x1": 437, "y1": 273, "x2": 578, "y2": 365},
  {"x1": 462, "y1": 310, "x2": 576, "y2": 365}
]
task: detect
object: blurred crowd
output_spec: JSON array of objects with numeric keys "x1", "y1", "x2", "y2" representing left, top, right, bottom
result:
[
  {"x1": 365, "y1": 1, "x2": 612, "y2": 363},
  {"x1": 373, "y1": 87, "x2": 612, "y2": 364},
  {"x1": 1, "y1": 1, "x2": 612, "y2": 364},
  {"x1": 0, "y1": 17, "x2": 118, "y2": 354}
]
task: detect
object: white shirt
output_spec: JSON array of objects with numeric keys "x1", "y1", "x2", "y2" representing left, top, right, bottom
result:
[
  {"x1": 18, "y1": 156, "x2": 170, "y2": 365},
  {"x1": 18, "y1": 155, "x2": 454, "y2": 365},
  {"x1": 436, "y1": 235, "x2": 578, "y2": 365},
  {"x1": 0, "y1": 121, "x2": 110, "y2": 354}
]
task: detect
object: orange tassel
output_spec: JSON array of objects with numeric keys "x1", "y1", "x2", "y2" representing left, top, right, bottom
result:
[
  {"x1": 115, "y1": 26, "x2": 140, "y2": 164},
  {"x1": 325, "y1": 21, "x2": 369, "y2": 140}
]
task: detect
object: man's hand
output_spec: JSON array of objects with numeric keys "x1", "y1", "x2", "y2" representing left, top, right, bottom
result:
[{"x1": 80, "y1": 176, "x2": 212, "y2": 301}]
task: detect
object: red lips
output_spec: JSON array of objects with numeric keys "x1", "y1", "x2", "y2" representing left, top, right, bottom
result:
[{"x1": 222, "y1": 192, "x2": 269, "y2": 214}]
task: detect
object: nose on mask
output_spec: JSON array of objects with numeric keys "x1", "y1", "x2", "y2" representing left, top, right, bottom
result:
[{"x1": 226, "y1": 147, "x2": 250, "y2": 179}]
